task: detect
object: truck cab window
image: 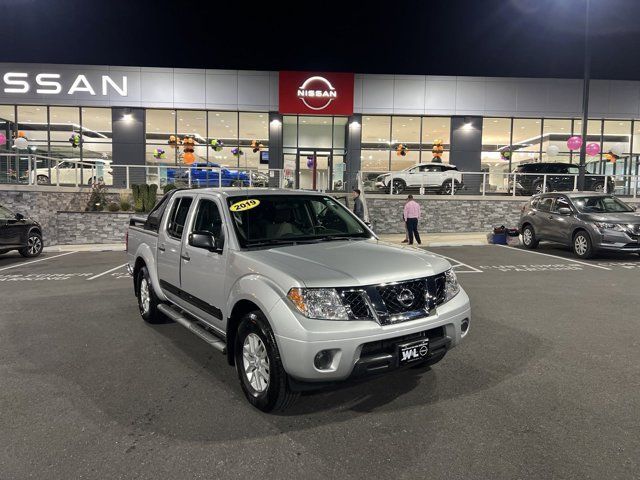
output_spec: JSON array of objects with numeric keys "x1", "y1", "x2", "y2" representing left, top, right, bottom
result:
[
  {"x1": 167, "y1": 197, "x2": 193, "y2": 239},
  {"x1": 193, "y1": 199, "x2": 223, "y2": 238}
]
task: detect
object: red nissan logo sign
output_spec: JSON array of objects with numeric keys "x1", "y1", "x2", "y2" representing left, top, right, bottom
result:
[{"x1": 279, "y1": 71, "x2": 354, "y2": 115}]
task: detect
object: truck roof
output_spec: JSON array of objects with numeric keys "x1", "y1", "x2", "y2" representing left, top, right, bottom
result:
[{"x1": 174, "y1": 188, "x2": 329, "y2": 198}]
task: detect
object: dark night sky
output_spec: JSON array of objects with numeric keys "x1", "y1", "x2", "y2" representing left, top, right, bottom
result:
[{"x1": 1, "y1": 0, "x2": 640, "y2": 80}]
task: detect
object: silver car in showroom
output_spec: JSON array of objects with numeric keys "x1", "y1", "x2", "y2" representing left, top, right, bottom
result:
[{"x1": 520, "y1": 192, "x2": 640, "y2": 259}]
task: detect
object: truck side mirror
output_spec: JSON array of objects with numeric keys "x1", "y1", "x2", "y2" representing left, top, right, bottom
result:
[
  {"x1": 15, "y1": 213, "x2": 24, "y2": 221},
  {"x1": 189, "y1": 231, "x2": 222, "y2": 253}
]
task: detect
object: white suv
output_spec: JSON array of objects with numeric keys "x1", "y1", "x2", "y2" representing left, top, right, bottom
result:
[
  {"x1": 375, "y1": 162, "x2": 464, "y2": 194},
  {"x1": 33, "y1": 159, "x2": 113, "y2": 186}
]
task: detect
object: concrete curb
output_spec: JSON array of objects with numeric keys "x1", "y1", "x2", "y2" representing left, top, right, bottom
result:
[{"x1": 44, "y1": 243, "x2": 125, "y2": 252}]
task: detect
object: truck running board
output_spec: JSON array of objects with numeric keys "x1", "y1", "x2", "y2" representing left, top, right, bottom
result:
[{"x1": 158, "y1": 304, "x2": 227, "y2": 354}]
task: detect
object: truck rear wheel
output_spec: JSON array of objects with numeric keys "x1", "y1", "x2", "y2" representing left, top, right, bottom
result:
[
  {"x1": 137, "y1": 266, "x2": 162, "y2": 324},
  {"x1": 234, "y1": 311, "x2": 298, "y2": 412}
]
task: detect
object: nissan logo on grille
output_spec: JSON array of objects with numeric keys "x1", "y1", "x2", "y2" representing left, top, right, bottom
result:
[
  {"x1": 297, "y1": 76, "x2": 337, "y2": 110},
  {"x1": 396, "y1": 288, "x2": 415, "y2": 308}
]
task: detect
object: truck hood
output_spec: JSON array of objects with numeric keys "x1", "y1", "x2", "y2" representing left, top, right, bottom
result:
[{"x1": 237, "y1": 239, "x2": 451, "y2": 288}]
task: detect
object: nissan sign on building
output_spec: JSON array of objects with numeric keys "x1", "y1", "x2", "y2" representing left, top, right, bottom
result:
[{"x1": 279, "y1": 71, "x2": 354, "y2": 115}]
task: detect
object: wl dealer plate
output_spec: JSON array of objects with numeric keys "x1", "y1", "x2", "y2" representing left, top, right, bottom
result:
[{"x1": 398, "y1": 339, "x2": 429, "y2": 365}]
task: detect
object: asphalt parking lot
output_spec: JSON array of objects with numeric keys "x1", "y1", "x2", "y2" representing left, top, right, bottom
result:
[{"x1": 1, "y1": 244, "x2": 639, "y2": 479}]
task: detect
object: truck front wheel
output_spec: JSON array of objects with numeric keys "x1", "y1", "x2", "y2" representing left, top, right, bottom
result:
[
  {"x1": 235, "y1": 311, "x2": 298, "y2": 412},
  {"x1": 137, "y1": 266, "x2": 161, "y2": 324}
]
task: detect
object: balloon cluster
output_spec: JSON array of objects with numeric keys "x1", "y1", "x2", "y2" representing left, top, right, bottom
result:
[
  {"x1": 500, "y1": 148, "x2": 511, "y2": 162},
  {"x1": 396, "y1": 144, "x2": 407, "y2": 156},
  {"x1": 14, "y1": 131, "x2": 28, "y2": 150},
  {"x1": 251, "y1": 139, "x2": 264, "y2": 153},
  {"x1": 231, "y1": 147, "x2": 243, "y2": 157},
  {"x1": 0, "y1": 133, "x2": 6, "y2": 145},
  {"x1": 69, "y1": 133, "x2": 82, "y2": 148},
  {"x1": 432, "y1": 139, "x2": 444, "y2": 162},
  {"x1": 182, "y1": 137, "x2": 196, "y2": 164},
  {"x1": 306, "y1": 156, "x2": 315, "y2": 169},
  {"x1": 605, "y1": 143, "x2": 624, "y2": 162},
  {"x1": 153, "y1": 148, "x2": 166, "y2": 159},
  {"x1": 209, "y1": 139, "x2": 223, "y2": 151},
  {"x1": 168, "y1": 135, "x2": 182, "y2": 146}
]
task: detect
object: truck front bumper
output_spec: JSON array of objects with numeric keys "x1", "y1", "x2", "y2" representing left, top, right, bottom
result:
[{"x1": 270, "y1": 288, "x2": 471, "y2": 383}]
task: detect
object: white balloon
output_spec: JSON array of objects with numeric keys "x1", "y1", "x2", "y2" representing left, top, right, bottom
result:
[
  {"x1": 14, "y1": 137, "x2": 28, "y2": 149},
  {"x1": 546, "y1": 144, "x2": 560, "y2": 157},
  {"x1": 610, "y1": 143, "x2": 624, "y2": 156}
]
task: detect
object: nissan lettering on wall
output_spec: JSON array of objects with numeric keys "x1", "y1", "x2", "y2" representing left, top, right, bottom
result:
[
  {"x1": 279, "y1": 71, "x2": 354, "y2": 115},
  {"x1": 1, "y1": 71, "x2": 127, "y2": 97}
]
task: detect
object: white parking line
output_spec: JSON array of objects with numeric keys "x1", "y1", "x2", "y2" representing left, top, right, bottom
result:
[
  {"x1": 0, "y1": 251, "x2": 77, "y2": 272},
  {"x1": 421, "y1": 249, "x2": 483, "y2": 273},
  {"x1": 494, "y1": 244, "x2": 612, "y2": 271},
  {"x1": 86, "y1": 263, "x2": 128, "y2": 281}
]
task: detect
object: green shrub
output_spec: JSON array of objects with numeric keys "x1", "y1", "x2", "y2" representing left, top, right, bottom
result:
[
  {"x1": 146, "y1": 184, "x2": 158, "y2": 212},
  {"x1": 107, "y1": 202, "x2": 120, "y2": 212},
  {"x1": 85, "y1": 183, "x2": 108, "y2": 211},
  {"x1": 120, "y1": 200, "x2": 132, "y2": 211},
  {"x1": 163, "y1": 183, "x2": 177, "y2": 194}
]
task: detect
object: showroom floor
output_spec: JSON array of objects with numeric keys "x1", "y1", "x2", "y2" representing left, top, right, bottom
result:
[{"x1": 0, "y1": 245, "x2": 638, "y2": 479}]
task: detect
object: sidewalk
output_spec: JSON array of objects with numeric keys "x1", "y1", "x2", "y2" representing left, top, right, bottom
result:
[
  {"x1": 378, "y1": 232, "x2": 488, "y2": 246},
  {"x1": 44, "y1": 243, "x2": 125, "y2": 252}
]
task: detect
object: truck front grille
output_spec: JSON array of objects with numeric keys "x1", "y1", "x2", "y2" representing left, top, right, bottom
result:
[{"x1": 337, "y1": 273, "x2": 446, "y2": 325}]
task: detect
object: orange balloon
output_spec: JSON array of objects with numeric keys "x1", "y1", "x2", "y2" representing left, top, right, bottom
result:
[
  {"x1": 183, "y1": 152, "x2": 195, "y2": 164},
  {"x1": 17, "y1": 131, "x2": 25, "y2": 138}
]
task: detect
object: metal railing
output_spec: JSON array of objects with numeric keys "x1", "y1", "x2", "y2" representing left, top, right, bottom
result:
[{"x1": 359, "y1": 170, "x2": 639, "y2": 198}]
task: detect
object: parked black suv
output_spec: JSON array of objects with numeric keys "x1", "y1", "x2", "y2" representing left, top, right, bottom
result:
[
  {"x1": 0, "y1": 204, "x2": 43, "y2": 258},
  {"x1": 510, "y1": 162, "x2": 614, "y2": 196}
]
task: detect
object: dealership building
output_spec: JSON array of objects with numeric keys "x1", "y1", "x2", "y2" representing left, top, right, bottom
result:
[{"x1": 1, "y1": 62, "x2": 640, "y2": 193}]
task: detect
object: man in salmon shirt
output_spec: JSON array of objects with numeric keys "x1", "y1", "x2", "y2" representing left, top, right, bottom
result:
[{"x1": 403, "y1": 194, "x2": 422, "y2": 245}]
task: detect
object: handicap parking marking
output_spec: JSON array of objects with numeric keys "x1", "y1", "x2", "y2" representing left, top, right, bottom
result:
[
  {"x1": 86, "y1": 263, "x2": 128, "y2": 281},
  {"x1": 495, "y1": 244, "x2": 612, "y2": 271},
  {"x1": 0, "y1": 272, "x2": 94, "y2": 282},
  {"x1": 0, "y1": 251, "x2": 77, "y2": 272}
]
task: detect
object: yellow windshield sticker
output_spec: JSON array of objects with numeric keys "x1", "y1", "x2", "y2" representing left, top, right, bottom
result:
[{"x1": 230, "y1": 199, "x2": 261, "y2": 212}]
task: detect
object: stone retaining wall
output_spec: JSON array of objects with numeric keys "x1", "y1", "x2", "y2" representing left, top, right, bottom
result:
[
  {"x1": 366, "y1": 195, "x2": 640, "y2": 234},
  {"x1": 56, "y1": 212, "x2": 133, "y2": 245}
]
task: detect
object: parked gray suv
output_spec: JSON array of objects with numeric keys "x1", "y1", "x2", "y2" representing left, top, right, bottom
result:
[{"x1": 520, "y1": 192, "x2": 640, "y2": 259}]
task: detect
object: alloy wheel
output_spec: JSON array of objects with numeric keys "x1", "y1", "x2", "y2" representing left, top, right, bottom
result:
[
  {"x1": 574, "y1": 235, "x2": 588, "y2": 256},
  {"x1": 523, "y1": 228, "x2": 533, "y2": 245},
  {"x1": 27, "y1": 235, "x2": 42, "y2": 255},
  {"x1": 242, "y1": 333, "x2": 270, "y2": 393},
  {"x1": 139, "y1": 277, "x2": 150, "y2": 314}
]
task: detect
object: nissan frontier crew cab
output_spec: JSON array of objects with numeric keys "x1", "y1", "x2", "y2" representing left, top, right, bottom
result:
[{"x1": 127, "y1": 188, "x2": 471, "y2": 412}]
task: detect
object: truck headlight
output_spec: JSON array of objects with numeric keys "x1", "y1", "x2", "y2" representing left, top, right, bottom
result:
[
  {"x1": 287, "y1": 288, "x2": 349, "y2": 320},
  {"x1": 594, "y1": 222, "x2": 625, "y2": 232},
  {"x1": 443, "y1": 269, "x2": 460, "y2": 303}
]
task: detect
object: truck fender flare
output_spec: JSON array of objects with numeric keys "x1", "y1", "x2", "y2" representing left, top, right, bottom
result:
[{"x1": 134, "y1": 243, "x2": 168, "y2": 302}]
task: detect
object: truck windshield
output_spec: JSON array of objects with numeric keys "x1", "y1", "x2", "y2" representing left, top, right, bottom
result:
[
  {"x1": 227, "y1": 195, "x2": 371, "y2": 248},
  {"x1": 573, "y1": 196, "x2": 634, "y2": 213}
]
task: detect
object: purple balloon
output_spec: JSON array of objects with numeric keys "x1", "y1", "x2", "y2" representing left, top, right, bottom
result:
[
  {"x1": 306, "y1": 156, "x2": 315, "y2": 168},
  {"x1": 567, "y1": 136, "x2": 582, "y2": 151},
  {"x1": 585, "y1": 142, "x2": 600, "y2": 156}
]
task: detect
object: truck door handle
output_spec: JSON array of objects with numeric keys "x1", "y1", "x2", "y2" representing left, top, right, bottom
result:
[
  {"x1": 181, "y1": 253, "x2": 190, "y2": 261},
  {"x1": 158, "y1": 244, "x2": 165, "y2": 252}
]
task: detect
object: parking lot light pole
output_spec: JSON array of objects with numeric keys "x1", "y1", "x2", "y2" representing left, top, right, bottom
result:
[{"x1": 577, "y1": 0, "x2": 591, "y2": 191}]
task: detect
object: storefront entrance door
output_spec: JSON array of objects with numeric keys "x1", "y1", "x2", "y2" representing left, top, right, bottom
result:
[{"x1": 297, "y1": 149, "x2": 333, "y2": 191}]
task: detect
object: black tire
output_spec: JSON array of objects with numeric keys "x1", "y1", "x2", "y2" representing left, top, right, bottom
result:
[
  {"x1": 136, "y1": 266, "x2": 162, "y2": 323},
  {"x1": 36, "y1": 175, "x2": 49, "y2": 185},
  {"x1": 440, "y1": 180, "x2": 459, "y2": 195},
  {"x1": 592, "y1": 181, "x2": 604, "y2": 193},
  {"x1": 231, "y1": 180, "x2": 243, "y2": 187},
  {"x1": 533, "y1": 181, "x2": 548, "y2": 195},
  {"x1": 18, "y1": 231, "x2": 43, "y2": 258},
  {"x1": 573, "y1": 230, "x2": 593, "y2": 259},
  {"x1": 521, "y1": 224, "x2": 539, "y2": 249},
  {"x1": 234, "y1": 311, "x2": 299, "y2": 412},
  {"x1": 391, "y1": 179, "x2": 405, "y2": 194}
]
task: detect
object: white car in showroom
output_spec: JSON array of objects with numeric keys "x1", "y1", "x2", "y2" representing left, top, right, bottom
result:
[
  {"x1": 33, "y1": 159, "x2": 113, "y2": 186},
  {"x1": 375, "y1": 162, "x2": 464, "y2": 194}
]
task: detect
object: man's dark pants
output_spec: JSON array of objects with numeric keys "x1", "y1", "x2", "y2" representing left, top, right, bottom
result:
[{"x1": 406, "y1": 217, "x2": 421, "y2": 245}]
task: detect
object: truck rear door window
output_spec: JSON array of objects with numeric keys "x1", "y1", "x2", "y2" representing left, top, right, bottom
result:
[{"x1": 167, "y1": 197, "x2": 193, "y2": 239}]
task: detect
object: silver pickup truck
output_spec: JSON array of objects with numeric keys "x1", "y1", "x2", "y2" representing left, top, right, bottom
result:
[{"x1": 127, "y1": 188, "x2": 471, "y2": 411}]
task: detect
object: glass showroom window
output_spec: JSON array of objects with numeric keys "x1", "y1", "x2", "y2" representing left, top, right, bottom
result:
[
  {"x1": 0, "y1": 105, "x2": 15, "y2": 153},
  {"x1": 178, "y1": 110, "x2": 207, "y2": 164},
  {"x1": 362, "y1": 115, "x2": 391, "y2": 171},
  {"x1": 17, "y1": 105, "x2": 48, "y2": 156},
  {"x1": 81, "y1": 107, "x2": 112, "y2": 161},
  {"x1": 512, "y1": 118, "x2": 541, "y2": 167},
  {"x1": 631, "y1": 121, "x2": 640, "y2": 177},
  {"x1": 573, "y1": 119, "x2": 603, "y2": 172},
  {"x1": 239, "y1": 112, "x2": 269, "y2": 170},
  {"x1": 146, "y1": 109, "x2": 176, "y2": 166},
  {"x1": 602, "y1": 120, "x2": 631, "y2": 177},
  {"x1": 208, "y1": 111, "x2": 238, "y2": 167},
  {"x1": 481, "y1": 118, "x2": 511, "y2": 192},
  {"x1": 542, "y1": 118, "x2": 572, "y2": 163},
  {"x1": 421, "y1": 117, "x2": 451, "y2": 164},
  {"x1": 391, "y1": 116, "x2": 420, "y2": 171}
]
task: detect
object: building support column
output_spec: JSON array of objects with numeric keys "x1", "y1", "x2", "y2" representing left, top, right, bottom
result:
[
  {"x1": 450, "y1": 116, "x2": 483, "y2": 194},
  {"x1": 345, "y1": 114, "x2": 362, "y2": 190},
  {"x1": 112, "y1": 107, "x2": 146, "y2": 189},
  {"x1": 268, "y1": 112, "x2": 283, "y2": 187}
]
